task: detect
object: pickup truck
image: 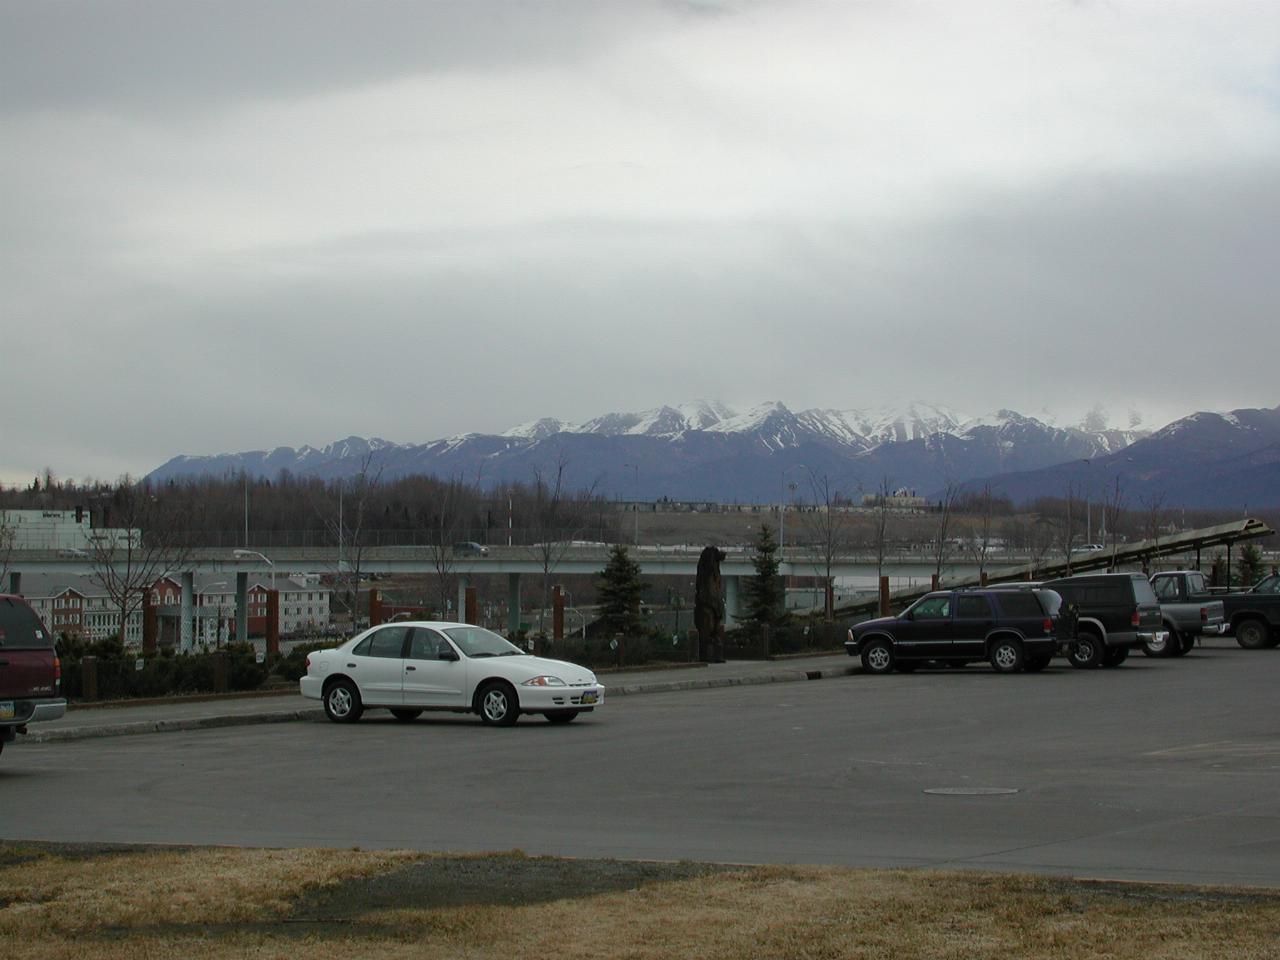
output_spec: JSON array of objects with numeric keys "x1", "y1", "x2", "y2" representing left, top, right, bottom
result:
[
  {"x1": 1151, "y1": 571, "x2": 1280, "y2": 650},
  {"x1": 1147, "y1": 571, "x2": 1226, "y2": 657},
  {"x1": 0, "y1": 594, "x2": 66, "y2": 760},
  {"x1": 1038, "y1": 572, "x2": 1163, "y2": 668}
]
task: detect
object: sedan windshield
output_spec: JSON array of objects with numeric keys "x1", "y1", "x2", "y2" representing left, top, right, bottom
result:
[{"x1": 443, "y1": 626, "x2": 525, "y2": 658}]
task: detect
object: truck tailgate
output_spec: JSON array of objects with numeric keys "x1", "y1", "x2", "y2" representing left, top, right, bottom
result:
[{"x1": 0, "y1": 648, "x2": 59, "y2": 700}]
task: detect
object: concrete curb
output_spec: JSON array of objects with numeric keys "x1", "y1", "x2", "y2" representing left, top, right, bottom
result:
[
  {"x1": 25, "y1": 661, "x2": 860, "y2": 744},
  {"x1": 26, "y1": 709, "x2": 326, "y2": 744}
]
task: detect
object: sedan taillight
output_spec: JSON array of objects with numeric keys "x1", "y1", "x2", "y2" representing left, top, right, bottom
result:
[
  {"x1": 54, "y1": 655, "x2": 62, "y2": 692},
  {"x1": 305, "y1": 656, "x2": 312, "y2": 672}
]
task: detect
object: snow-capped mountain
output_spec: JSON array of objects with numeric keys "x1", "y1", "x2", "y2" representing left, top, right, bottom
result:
[
  {"x1": 145, "y1": 399, "x2": 1173, "y2": 502},
  {"x1": 973, "y1": 405, "x2": 1280, "y2": 508}
]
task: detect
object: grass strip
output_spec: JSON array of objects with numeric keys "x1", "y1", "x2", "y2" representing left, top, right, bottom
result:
[{"x1": 2, "y1": 844, "x2": 1278, "y2": 959}]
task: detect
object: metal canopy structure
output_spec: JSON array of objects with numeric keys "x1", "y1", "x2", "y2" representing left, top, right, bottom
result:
[{"x1": 834, "y1": 517, "x2": 1276, "y2": 618}]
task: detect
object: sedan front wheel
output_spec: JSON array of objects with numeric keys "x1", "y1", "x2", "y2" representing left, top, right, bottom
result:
[{"x1": 478, "y1": 681, "x2": 520, "y2": 727}]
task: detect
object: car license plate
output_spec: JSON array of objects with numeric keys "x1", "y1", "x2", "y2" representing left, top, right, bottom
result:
[
  {"x1": 580, "y1": 691, "x2": 598, "y2": 705},
  {"x1": 0, "y1": 702, "x2": 13, "y2": 720}
]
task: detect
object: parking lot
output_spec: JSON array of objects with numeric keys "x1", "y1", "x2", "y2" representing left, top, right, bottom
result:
[{"x1": 4, "y1": 640, "x2": 1279, "y2": 887}]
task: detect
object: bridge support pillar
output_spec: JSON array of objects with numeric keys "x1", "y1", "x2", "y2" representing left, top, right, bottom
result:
[
  {"x1": 180, "y1": 572, "x2": 194, "y2": 652},
  {"x1": 724, "y1": 575, "x2": 740, "y2": 629},
  {"x1": 456, "y1": 576, "x2": 470, "y2": 623},
  {"x1": 507, "y1": 573, "x2": 521, "y2": 635}
]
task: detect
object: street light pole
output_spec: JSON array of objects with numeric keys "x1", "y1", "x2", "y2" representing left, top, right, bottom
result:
[
  {"x1": 624, "y1": 463, "x2": 639, "y2": 546},
  {"x1": 233, "y1": 549, "x2": 275, "y2": 589},
  {"x1": 780, "y1": 464, "x2": 809, "y2": 560}
]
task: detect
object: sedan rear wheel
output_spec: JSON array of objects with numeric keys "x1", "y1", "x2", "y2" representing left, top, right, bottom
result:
[
  {"x1": 478, "y1": 681, "x2": 520, "y2": 727},
  {"x1": 323, "y1": 679, "x2": 363, "y2": 724}
]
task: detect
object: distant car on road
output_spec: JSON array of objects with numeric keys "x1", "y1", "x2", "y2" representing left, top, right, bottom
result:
[
  {"x1": 845, "y1": 588, "x2": 1065, "y2": 674},
  {"x1": 300, "y1": 622, "x2": 603, "y2": 726},
  {"x1": 452, "y1": 541, "x2": 489, "y2": 556},
  {"x1": 0, "y1": 595, "x2": 67, "y2": 760}
]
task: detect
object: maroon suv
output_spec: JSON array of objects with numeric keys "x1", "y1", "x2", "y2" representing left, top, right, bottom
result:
[{"x1": 0, "y1": 594, "x2": 66, "y2": 758}]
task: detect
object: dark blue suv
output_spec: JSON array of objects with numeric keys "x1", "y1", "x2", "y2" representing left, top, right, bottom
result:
[{"x1": 845, "y1": 588, "x2": 1065, "y2": 674}]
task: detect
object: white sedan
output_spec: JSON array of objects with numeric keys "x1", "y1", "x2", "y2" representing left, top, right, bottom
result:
[{"x1": 299, "y1": 622, "x2": 604, "y2": 726}]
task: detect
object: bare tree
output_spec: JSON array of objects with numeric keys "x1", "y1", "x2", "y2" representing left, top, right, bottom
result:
[
  {"x1": 930, "y1": 481, "x2": 960, "y2": 584},
  {"x1": 796, "y1": 471, "x2": 856, "y2": 620},
  {"x1": 87, "y1": 479, "x2": 191, "y2": 644},
  {"x1": 1103, "y1": 475, "x2": 1126, "y2": 570},
  {"x1": 316, "y1": 451, "x2": 384, "y2": 623},
  {"x1": 963, "y1": 484, "x2": 997, "y2": 580},
  {"x1": 1138, "y1": 490, "x2": 1167, "y2": 573},
  {"x1": 421, "y1": 476, "x2": 478, "y2": 617},
  {"x1": 1028, "y1": 518, "x2": 1056, "y2": 577},
  {"x1": 0, "y1": 510, "x2": 14, "y2": 584},
  {"x1": 521, "y1": 452, "x2": 600, "y2": 636},
  {"x1": 1062, "y1": 482, "x2": 1080, "y2": 574},
  {"x1": 867, "y1": 477, "x2": 894, "y2": 585}
]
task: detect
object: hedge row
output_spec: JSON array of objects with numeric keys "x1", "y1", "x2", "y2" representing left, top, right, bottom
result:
[{"x1": 61, "y1": 649, "x2": 268, "y2": 701}]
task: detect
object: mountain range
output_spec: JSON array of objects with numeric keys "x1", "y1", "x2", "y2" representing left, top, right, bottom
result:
[
  {"x1": 968, "y1": 405, "x2": 1280, "y2": 509},
  {"x1": 147, "y1": 399, "x2": 1202, "y2": 504}
]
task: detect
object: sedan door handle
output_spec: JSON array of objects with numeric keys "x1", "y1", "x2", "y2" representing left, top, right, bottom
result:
[
  {"x1": 405, "y1": 665, "x2": 416, "y2": 671},
  {"x1": 346, "y1": 663, "x2": 356, "y2": 668}
]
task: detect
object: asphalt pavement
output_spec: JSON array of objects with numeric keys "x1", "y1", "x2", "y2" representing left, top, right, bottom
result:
[{"x1": 8, "y1": 641, "x2": 1280, "y2": 887}]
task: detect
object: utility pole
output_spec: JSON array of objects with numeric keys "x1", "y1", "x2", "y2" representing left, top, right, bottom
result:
[{"x1": 624, "y1": 463, "x2": 639, "y2": 545}]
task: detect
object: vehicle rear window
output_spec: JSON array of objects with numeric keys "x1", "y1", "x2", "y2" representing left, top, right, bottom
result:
[
  {"x1": 1034, "y1": 590, "x2": 1063, "y2": 616},
  {"x1": 995, "y1": 593, "x2": 1044, "y2": 618},
  {"x1": 0, "y1": 598, "x2": 52, "y2": 649},
  {"x1": 1131, "y1": 578, "x2": 1157, "y2": 604}
]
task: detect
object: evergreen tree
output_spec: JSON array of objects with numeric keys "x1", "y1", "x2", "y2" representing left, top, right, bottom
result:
[
  {"x1": 743, "y1": 522, "x2": 785, "y2": 628},
  {"x1": 1239, "y1": 543, "x2": 1264, "y2": 587},
  {"x1": 598, "y1": 545, "x2": 646, "y2": 637}
]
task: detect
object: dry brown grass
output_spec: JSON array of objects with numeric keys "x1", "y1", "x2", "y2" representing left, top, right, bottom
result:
[{"x1": 3, "y1": 847, "x2": 1279, "y2": 960}]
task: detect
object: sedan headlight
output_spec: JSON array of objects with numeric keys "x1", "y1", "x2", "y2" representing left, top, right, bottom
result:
[{"x1": 521, "y1": 675, "x2": 566, "y2": 687}]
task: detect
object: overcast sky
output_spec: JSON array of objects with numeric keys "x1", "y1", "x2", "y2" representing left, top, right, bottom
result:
[{"x1": 3, "y1": 0, "x2": 1278, "y2": 485}]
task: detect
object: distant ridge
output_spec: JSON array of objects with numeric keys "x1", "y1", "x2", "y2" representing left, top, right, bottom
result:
[
  {"x1": 146, "y1": 399, "x2": 1172, "y2": 503},
  {"x1": 966, "y1": 405, "x2": 1280, "y2": 509}
]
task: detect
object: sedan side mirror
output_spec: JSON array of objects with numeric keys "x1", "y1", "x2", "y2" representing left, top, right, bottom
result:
[{"x1": 438, "y1": 648, "x2": 460, "y2": 662}]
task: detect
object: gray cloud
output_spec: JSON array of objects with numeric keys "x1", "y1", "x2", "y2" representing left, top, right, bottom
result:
[{"x1": 2, "y1": 0, "x2": 1278, "y2": 484}]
